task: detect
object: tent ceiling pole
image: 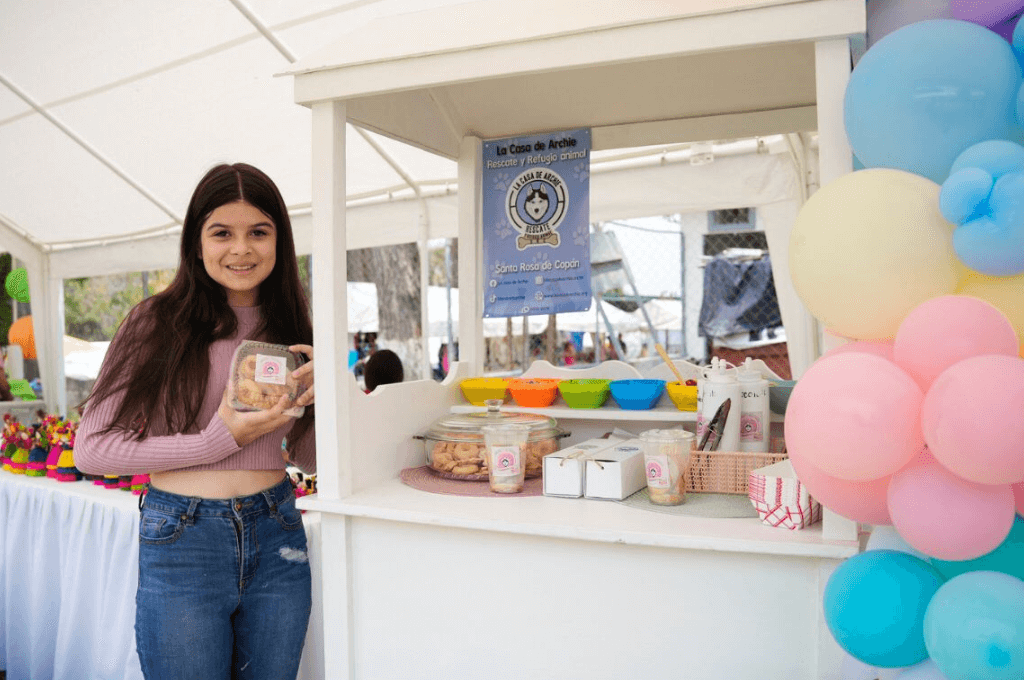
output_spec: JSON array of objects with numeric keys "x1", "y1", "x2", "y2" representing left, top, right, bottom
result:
[
  {"x1": 226, "y1": 0, "x2": 298, "y2": 62},
  {"x1": 0, "y1": 72, "x2": 182, "y2": 224}
]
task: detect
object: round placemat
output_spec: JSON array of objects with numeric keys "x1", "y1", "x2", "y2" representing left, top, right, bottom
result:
[
  {"x1": 617, "y1": 486, "x2": 757, "y2": 518},
  {"x1": 400, "y1": 466, "x2": 544, "y2": 497}
]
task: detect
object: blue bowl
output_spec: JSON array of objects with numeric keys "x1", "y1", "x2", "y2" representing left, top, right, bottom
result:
[{"x1": 609, "y1": 379, "x2": 666, "y2": 410}]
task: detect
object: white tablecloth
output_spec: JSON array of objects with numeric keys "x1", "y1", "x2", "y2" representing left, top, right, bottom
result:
[{"x1": 0, "y1": 474, "x2": 322, "y2": 680}]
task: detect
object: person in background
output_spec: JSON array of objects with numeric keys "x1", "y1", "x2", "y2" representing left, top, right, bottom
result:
[
  {"x1": 75, "y1": 163, "x2": 316, "y2": 680},
  {"x1": 435, "y1": 343, "x2": 450, "y2": 380},
  {"x1": 0, "y1": 372, "x2": 13, "y2": 401},
  {"x1": 562, "y1": 340, "x2": 577, "y2": 366},
  {"x1": 363, "y1": 348, "x2": 404, "y2": 393}
]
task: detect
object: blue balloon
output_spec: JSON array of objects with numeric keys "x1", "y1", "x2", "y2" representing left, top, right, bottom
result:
[
  {"x1": 825, "y1": 550, "x2": 946, "y2": 668},
  {"x1": 953, "y1": 171, "x2": 1024, "y2": 275},
  {"x1": 931, "y1": 516, "x2": 1024, "y2": 582},
  {"x1": 924, "y1": 571, "x2": 1024, "y2": 680},
  {"x1": 1013, "y1": 13, "x2": 1024, "y2": 72},
  {"x1": 845, "y1": 20, "x2": 1021, "y2": 184},
  {"x1": 941, "y1": 140, "x2": 1024, "y2": 274},
  {"x1": 949, "y1": 140, "x2": 1024, "y2": 177},
  {"x1": 940, "y1": 168, "x2": 995, "y2": 223}
]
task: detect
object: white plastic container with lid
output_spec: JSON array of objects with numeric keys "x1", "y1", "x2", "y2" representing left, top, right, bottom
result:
[
  {"x1": 736, "y1": 358, "x2": 771, "y2": 453},
  {"x1": 696, "y1": 357, "x2": 741, "y2": 451}
]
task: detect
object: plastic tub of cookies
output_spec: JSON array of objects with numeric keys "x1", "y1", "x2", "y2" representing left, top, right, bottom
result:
[
  {"x1": 415, "y1": 399, "x2": 566, "y2": 480},
  {"x1": 228, "y1": 340, "x2": 308, "y2": 418}
]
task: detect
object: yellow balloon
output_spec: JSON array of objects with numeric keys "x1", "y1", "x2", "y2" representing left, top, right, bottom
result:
[
  {"x1": 789, "y1": 169, "x2": 961, "y2": 340},
  {"x1": 957, "y1": 270, "x2": 1024, "y2": 343}
]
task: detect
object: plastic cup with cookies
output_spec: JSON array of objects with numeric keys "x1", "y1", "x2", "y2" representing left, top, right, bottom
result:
[
  {"x1": 229, "y1": 340, "x2": 308, "y2": 418},
  {"x1": 481, "y1": 423, "x2": 530, "y2": 494},
  {"x1": 640, "y1": 428, "x2": 694, "y2": 506}
]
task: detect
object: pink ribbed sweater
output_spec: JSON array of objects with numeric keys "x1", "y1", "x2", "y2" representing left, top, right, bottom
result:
[{"x1": 75, "y1": 305, "x2": 316, "y2": 475}]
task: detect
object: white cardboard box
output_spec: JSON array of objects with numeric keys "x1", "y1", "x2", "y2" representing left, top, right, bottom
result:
[
  {"x1": 543, "y1": 437, "x2": 626, "y2": 498},
  {"x1": 584, "y1": 439, "x2": 647, "y2": 500}
]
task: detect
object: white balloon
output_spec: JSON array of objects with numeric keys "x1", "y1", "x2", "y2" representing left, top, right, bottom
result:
[
  {"x1": 865, "y1": 525, "x2": 929, "y2": 560},
  {"x1": 841, "y1": 653, "x2": 906, "y2": 680},
  {"x1": 897, "y1": 659, "x2": 949, "y2": 679}
]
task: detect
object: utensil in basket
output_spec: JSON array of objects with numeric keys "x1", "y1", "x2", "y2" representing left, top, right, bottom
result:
[{"x1": 697, "y1": 398, "x2": 731, "y2": 452}]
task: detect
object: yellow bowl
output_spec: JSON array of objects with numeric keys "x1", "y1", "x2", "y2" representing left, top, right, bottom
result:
[
  {"x1": 460, "y1": 377, "x2": 509, "y2": 406},
  {"x1": 665, "y1": 382, "x2": 698, "y2": 411}
]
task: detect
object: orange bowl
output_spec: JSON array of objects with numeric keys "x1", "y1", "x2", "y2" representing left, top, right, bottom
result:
[{"x1": 507, "y1": 378, "x2": 561, "y2": 407}]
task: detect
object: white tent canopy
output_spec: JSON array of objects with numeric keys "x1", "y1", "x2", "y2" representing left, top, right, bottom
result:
[{"x1": 1, "y1": 0, "x2": 819, "y2": 416}]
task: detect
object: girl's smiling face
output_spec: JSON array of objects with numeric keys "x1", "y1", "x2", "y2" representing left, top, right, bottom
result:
[{"x1": 199, "y1": 200, "x2": 277, "y2": 306}]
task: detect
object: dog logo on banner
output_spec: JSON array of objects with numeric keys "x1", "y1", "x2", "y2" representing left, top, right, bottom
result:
[{"x1": 505, "y1": 169, "x2": 568, "y2": 250}]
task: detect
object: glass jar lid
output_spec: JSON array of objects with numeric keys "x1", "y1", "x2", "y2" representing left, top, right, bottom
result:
[{"x1": 423, "y1": 399, "x2": 562, "y2": 443}]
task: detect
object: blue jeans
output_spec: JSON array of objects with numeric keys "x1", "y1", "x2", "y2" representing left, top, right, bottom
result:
[{"x1": 135, "y1": 476, "x2": 312, "y2": 680}]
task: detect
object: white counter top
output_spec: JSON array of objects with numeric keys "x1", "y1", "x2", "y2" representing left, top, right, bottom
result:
[{"x1": 297, "y1": 479, "x2": 859, "y2": 559}]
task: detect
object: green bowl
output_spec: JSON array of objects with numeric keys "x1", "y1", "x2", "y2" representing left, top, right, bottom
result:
[{"x1": 557, "y1": 379, "x2": 611, "y2": 409}]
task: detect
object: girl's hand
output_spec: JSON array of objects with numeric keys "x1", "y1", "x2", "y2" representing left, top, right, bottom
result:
[
  {"x1": 289, "y1": 344, "x2": 315, "y2": 407},
  {"x1": 217, "y1": 388, "x2": 295, "y2": 447}
]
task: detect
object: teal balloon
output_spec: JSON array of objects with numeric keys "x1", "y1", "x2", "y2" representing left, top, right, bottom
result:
[
  {"x1": 930, "y1": 516, "x2": 1024, "y2": 582},
  {"x1": 924, "y1": 571, "x2": 1024, "y2": 680},
  {"x1": 4, "y1": 268, "x2": 29, "y2": 304},
  {"x1": 824, "y1": 550, "x2": 945, "y2": 668},
  {"x1": 845, "y1": 19, "x2": 1021, "y2": 184}
]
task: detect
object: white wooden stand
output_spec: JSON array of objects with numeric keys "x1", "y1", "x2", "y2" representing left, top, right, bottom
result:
[{"x1": 289, "y1": 2, "x2": 866, "y2": 677}]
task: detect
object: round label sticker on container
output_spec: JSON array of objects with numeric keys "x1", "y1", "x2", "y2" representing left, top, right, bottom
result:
[
  {"x1": 256, "y1": 354, "x2": 288, "y2": 385},
  {"x1": 645, "y1": 454, "x2": 671, "y2": 488},
  {"x1": 491, "y1": 446, "x2": 522, "y2": 476}
]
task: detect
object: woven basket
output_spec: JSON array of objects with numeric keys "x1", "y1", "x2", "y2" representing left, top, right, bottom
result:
[{"x1": 684, "y1": 450, "x2": 789, "y2": 495}]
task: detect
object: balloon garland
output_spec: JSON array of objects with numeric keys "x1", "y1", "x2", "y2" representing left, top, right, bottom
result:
[{"x1": 788, "y1": 6, "x2": 1024, "y2": 679}]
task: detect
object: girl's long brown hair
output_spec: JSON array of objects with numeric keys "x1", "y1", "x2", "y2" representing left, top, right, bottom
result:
[{"x1": 81, "y1": 163, "x2": 314, "y2": 455}]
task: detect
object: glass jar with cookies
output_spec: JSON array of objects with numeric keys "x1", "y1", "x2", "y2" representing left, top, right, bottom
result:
[{"x1": 417, "y1": 399, "x2": 565, "y2": 480}]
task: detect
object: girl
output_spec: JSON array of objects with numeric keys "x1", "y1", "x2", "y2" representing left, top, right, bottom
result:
[{"x1": 76, "y1": 163, "x2": 316, "y2": 680}]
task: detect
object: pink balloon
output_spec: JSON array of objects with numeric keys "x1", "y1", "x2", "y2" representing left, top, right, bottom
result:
[
  {"x1": 785, "y1": 353, "x2": 924, "y2": 481},
  {"x1": 951, "y1": 0, "x2": 1024, "y2": 25},
  {"x1": 887, "y1": 456, "x2": 1015, "y2": 560},
  {"x1": 893, "y1": 295, "x2": 1019, "y2": 392},
  {"x1": 823, "y1": 340, "x2": 895, "y2": 362},
  {"x1": 790, "y1": 451, "x2": 893, "y2": 524},
  {"x1": 921, "y1": 355, "x2": 1024, "y2": 484},
  {"x1": 1015, "y1": 482, "x2": 1024, "y2": 516}
]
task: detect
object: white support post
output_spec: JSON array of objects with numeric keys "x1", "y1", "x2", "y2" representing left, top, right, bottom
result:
[
  {"x1": 46, "y1": 257, "x2": 67, "y2": 417},
  {"x1": 419, "y1": 214, "x2": 431, "y2": 380},
  {"x1": 815, "y1": 39, "x2": 855, "y2": 189},
  {"x1": 310, "y1": 99, "x2": 355, "y2": 680},
  {"x1": 25, "y1": 252, "x2": 59, "y2": 414},
  {"x1": 310, "y1": 100, "x2": 350, "y2": 501},
  {"x1": 815, "y1": 37, "x2": 859, "y2": 545},
  {"x1": 457, "y1": 136, "x2": 484, "y2": 374}
]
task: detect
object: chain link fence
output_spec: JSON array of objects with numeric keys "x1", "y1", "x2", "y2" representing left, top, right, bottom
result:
[{"x1": 467, "y1": 208, "x2": 790, "y2": 379}]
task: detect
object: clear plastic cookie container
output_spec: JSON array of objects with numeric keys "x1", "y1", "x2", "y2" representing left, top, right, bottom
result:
[{"x1": 228, "y1": 340, "x2": 308, "y2": 418}]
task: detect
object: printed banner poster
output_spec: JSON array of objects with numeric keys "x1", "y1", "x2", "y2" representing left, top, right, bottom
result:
[{"x1": 482, "y1": 128, "x2": 592, "y2": 318}]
